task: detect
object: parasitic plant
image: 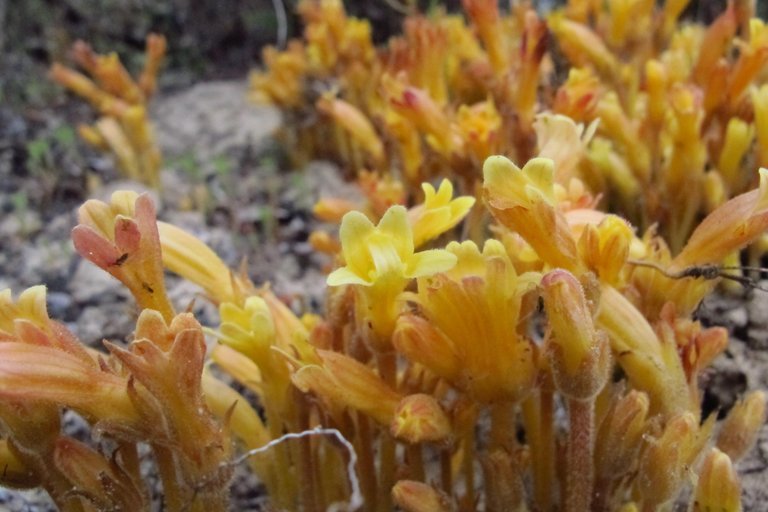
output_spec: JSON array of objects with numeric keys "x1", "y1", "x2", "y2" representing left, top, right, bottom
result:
[
  {"x1": 50, "y1": 34, "x2": 166, "y2": 188},
  {"x1": 10, "y1": 0, "x2": 768, "y2": 510}
]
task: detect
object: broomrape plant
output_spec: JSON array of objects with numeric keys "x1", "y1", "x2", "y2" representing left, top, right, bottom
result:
[
  {"x1": 10, "y1": 0, "x2": 768, "y2": 510},
  {"x1": 1, "y1": 160, "x2": 766, "y2": 510},
  {"x1": 51, "y1": 34, "x2": 166, "y2": 188}
]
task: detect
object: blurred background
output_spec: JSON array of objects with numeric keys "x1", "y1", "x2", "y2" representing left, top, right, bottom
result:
[{"x1": 3, "y1": 0, "x2": 766, "y2": 110}]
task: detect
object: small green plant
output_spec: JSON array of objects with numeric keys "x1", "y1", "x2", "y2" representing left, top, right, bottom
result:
[
  {"x1": 173, "y1": 151, "x2": 203, "y2": 181},
  {"x1": 25, "y1": 138, "x2": 53, "y2": 175}
]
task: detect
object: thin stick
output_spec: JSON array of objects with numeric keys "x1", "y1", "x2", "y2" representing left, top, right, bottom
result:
[
  {"x1": 226, "y1": 427, "x2": 364, "y2": 511},
  {"x1": 381, "y1": 0, "x2": 413, "y2": 15},
  {"x1": 269, "y1": 0, "x2": 288, "y2": 50},
  {"x1": 627, "y1": 259, "x2": 768, "y2": 292}
]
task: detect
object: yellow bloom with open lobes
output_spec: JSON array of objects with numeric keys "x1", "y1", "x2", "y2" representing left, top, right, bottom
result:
[{"x1": 328, "y1": 205, "x2": 457, "y2": 346}]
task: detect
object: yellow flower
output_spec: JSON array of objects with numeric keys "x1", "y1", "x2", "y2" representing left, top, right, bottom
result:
[
  {"x1": 534, "y1": 113, "x2": 598, "y2": 183},
  {"x1": 72, "y1": 191, "x2": 173, "y2": 321},
  {"x1": 384, "y1": 74, "x2": 461, "y2": 157},
  {"x1": 577, "y1": 214, "x2": 635, "y2": 286},
  {"x1": 328, "y1": 206, "x2": 457, "y2": 346},
  {"x1": 455, "y1": 99, "x2": 501, "y2": 164},
  {"x1": 328, "y1": 205, "x2": 457, "y2": 287},
  {"x1": 157, "y1": 220, "x2": 249, "y2": 306},
  {"x1": 213, "y1": 293, "x2": 316, "y2": 388},
  {"x1": 316, "y1": 96, "x2": 384, "y2": 164},
  {"x1": 409, "y1": 179, "x2": 475, "y2": 247},
  {"x1": 395, "y1": 240, "x2": 539, "y2": 403},
  {"x1": 217, "y1": 297, "x2": 277, "y2": 366},
  {"x1": 0, "y1": 286, "x2": 49, "y2": 336},
  {"x1": 291, "y1": 349, "x2": 401, "y2": 426},
  {"x1": 483, "y1": 156, "x2": 583, "y2": 272},
  {"x1": 553, "y1": 67, "x2": 601, "y2": 121}
]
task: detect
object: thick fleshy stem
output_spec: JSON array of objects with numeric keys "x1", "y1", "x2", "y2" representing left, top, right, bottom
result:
[
  {"x1": 522, "y1": 387, "x2": 555, "y2": 512},
  {"x1": 264, "y1": 400, "x2": 295, "y2": 508},
  {"x1": 489, "y1": 402, "x2": 514, "y2": 451},
  {"x1": 406, "y1": 443, "x2": 425, "y2": 482},
  {"x1": 154, "y1": 445, "x2": 184, "y2": 511},
  {"x1": 440, "y1": 448, "x2": 453, "y2": 494},
  {"x1": 565, "y1": 397, "x2": 595, "y2": 512},
  {"x1": 462, "y1": 426, "x2": 476, "y2": 509},
  {"x1": 355, "y1": 413, "x2": 378, "y2": 507},
  {"x1": 376, "y1": 350, "x2": 398, "y2": 512},
  {"x1": 296, "y1": 390, "x2": 320, "y2": 512}
]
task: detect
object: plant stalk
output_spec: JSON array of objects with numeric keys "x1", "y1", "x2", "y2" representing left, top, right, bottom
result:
[
  {"x1": 565, "y1": 397, "x2": 595, "y2": 512},
  {"x1": 376, "y1": 350, "x2": 397, "y2": 512}
]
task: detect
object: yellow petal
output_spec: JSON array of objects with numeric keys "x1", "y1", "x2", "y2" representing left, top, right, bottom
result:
[
  {"x1": 378, "y1": 205, "x2": 413, "y2": 261},
  {"x1": 327, "y1": 267, "x2": 372, "y2": 286},
  {"x1": 405, "y1": 249, "x2": 457, "y2": 278},
  {"x1": 339, "y1": 211, "x2": 376, "y2": 279}
]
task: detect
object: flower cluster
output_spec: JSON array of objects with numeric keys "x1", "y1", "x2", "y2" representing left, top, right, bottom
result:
[
  {"x1": 255, "y1": 0, "x2": 768, "y2": 257},
  {"x1": 50, "y1": 34, "x2": 166, "y2": 187},
  {"x1": 2, "y1": 155, "x2": 765, "y2": 509},
  {"x1": 9, "y1": 1, "x2": 768, "y2": 511}
]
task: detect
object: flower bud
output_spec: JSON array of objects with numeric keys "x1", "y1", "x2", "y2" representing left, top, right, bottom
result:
[
  {"x1": 392, "y1": 480, "x2": 455, "y2": 512},
  {"x1": 595, "y1": 390, "x2": 649, "y2": 482},
  {"x1": 313, "y1": 198, "x2": 358, "y2": 223},
  {"x1": 393, "y1": 315, "x2": 461, "y2": 383},
  {"x1": 636, "y1": 412, "x2": 712, "y2": 507},
  {"x1": 54, "y1": 437, "x2": 147, "y2": 510},
  {"x1": 309, "y1": 230, "x2": 341, "y2": 255},
  {"x1": 0, "y1": 439, "x2": 38, "y2": 488},
  {"x1": 391, "y1": 394, "x2": 452, "y2": 444},
  {"x1": 542, "y1": 269, "x2": 610, "y2": 399},
  {"x1": 317, "y1": 97, "x2": 384, "y2": 164},
  {"x1": 693, "y1": 448, "x2": 741, "y2": 512},
  {"x1": 481, "y1": 449, "x2": 527, "y2": 511},
  {"x1": 717, "y1": 390, "x2": 767, "y2": 462},
  {"x1": 578, "y1": 215, "x2": 634, "y2": 285},
  {"x1": 72, "y1": 191, "x2": 173, "y2": 321},
  {"x1": 752, "y1": 84, "x2": 768, "y2": 168},
  {"x1": 292, "y1": 350, "x2": 401, "y2": 426}
]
